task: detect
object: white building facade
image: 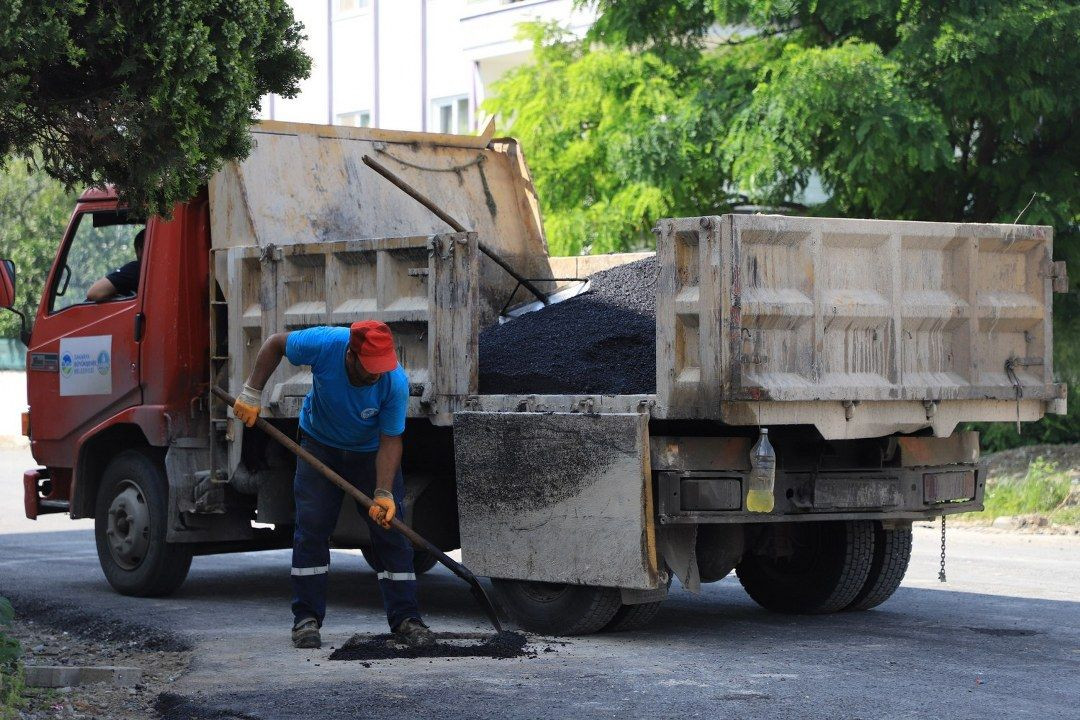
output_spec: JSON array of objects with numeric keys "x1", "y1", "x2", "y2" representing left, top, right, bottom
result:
[{"x1": 263, "y1": 0, "x2": 597, "y2": 133}]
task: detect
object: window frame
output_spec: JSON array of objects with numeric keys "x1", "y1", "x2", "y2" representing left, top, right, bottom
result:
[
  {"x1": 334, "y1": 0, "x2": 371, "y2": 20},
  {"x1": 431, "y1": 94, "x2": 472, "y2": 135},
  {"x1": 47, "y1": 210, "x2": 146, "y2": 315},
  {"x1": 336, "y1": 110, "x2": 372, "y2": 128}
]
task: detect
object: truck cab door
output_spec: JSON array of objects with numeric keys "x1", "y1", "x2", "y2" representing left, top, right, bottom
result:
[{"x1": 26, "y1": 206, "x2": 148, "y2": 466}]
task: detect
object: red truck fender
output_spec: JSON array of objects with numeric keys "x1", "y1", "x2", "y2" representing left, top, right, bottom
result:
[{"x1": 67, "y1": 405, "x2": 171, "y2": 519}]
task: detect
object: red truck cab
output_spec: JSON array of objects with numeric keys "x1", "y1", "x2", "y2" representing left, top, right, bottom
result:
[{"x1": 2, "y1": 188, "x2": 211, "y2": 593}]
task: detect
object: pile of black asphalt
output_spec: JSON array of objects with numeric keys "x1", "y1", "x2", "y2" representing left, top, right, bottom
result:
[
  {"x1": 327, "y1": 631, "x2": 531, "y2": 662},
  {"x1": 478, "y1": 256, "x2": 658, "y2": 395}
]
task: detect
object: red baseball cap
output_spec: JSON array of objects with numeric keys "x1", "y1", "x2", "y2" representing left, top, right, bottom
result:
[{"x1": 349, "y1": 321, "x2": 398, "y2": 374}]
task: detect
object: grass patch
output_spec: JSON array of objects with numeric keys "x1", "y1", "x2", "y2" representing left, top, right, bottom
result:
[
  {"x1": 958, "y1": 457, "x2": 1077, "y2": 524},
  {"x1": 0, "y1": 597, "x2": 25, "y2": 720}
]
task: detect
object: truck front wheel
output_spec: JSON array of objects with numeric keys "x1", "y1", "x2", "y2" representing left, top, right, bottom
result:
[
  {"x1": 491, "y1": 579, "x2": 621, "y2": 635},
  {"x1": 736, "y1": 521, "x2": 875, "y2": 614},
  {"x1": 94, "y1": 450, "x2": 192, "y2": 597}
]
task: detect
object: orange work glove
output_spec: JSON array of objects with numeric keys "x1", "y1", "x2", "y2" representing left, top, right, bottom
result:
[
  {"x1": 369, "y1": 489, "x2": 396, "y2": 529},
  {"x1": 233, "y1": 383, "x2": 262, "y2": 428}
]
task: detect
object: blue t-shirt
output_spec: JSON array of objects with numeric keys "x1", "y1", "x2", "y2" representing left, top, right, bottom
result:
[{"x1": 285, "y1": 326, "x2": 408, "y2": 452}]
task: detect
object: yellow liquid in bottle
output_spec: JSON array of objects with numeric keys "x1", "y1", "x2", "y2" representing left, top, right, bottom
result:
[
  {"x1": 746, "y1": 486, "x2": 774, "y2": 513},
  {"x1": 747, "y1": 428, "x2": 776, "y2": 513}
]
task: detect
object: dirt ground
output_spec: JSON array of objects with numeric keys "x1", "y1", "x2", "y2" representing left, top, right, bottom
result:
[{"x1": 6, "y1": 619, "x2": 189, "y2": 719}]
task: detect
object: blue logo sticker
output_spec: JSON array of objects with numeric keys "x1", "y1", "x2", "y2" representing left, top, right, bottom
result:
[
  {"x1": 60, "y1": 353, "x2": 73, "y2": 377},
  {"x1": 97, "y1": 350, "x2": 110, "y2": 375}
]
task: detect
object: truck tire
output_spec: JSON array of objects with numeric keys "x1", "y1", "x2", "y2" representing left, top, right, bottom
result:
[
  {"x1": 602, "y1": 601, "x2": 663, "y2": 633},
  {"x1": 491, "y1": 579, "x2": 621, "y2": 636},
  {"x1": 94, "y1": 450, "x2": 192, "y2": 597},
  {"x1": 736, "y1": 521, "x2": 875, "y2": 614},
  {"x1": 845, "y1": 523, "x2": 912, "y2": 611},
  {"x1": 361, "y1": 547, "x2": 438, "y2": 575}
]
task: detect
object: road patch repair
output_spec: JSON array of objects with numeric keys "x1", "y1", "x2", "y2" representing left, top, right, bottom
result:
[
  {"x1": 328, "y1": 631, "x2": 533, "y2": 662},
  {"x1": 479, "y1": 256, "x2": 658, "y2": 395}
]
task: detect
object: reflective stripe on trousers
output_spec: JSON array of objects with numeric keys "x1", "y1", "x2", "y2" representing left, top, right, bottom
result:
[
  {"x1": 291, "y1": 565, "x2": 330, "y2": 577},
  {"x1": 377, "y1": 571, "x2": 416, "y2": 581}
]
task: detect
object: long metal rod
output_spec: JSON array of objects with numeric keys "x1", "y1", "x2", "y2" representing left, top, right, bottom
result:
[
  {"x1": 211, "y1": 386, "x2": 502, "y2": 632},
  {"x1": 362, "y1": 154, "x2": 549, "y2": 305}
]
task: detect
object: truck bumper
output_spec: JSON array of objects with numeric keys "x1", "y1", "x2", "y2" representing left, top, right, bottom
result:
[
  {"x1": 23, "y1": 468, "x2": 69, "y2": 520},
  {"x1": 654, "y1": 432, "x2": 986, "y2": 524},
  {"x1": 657, "y1": 464, "x2": 984, "y2": 524}
]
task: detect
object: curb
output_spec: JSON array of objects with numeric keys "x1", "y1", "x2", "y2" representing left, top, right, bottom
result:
[{"x1": 23, "y1": 665, "x2": 142, "y2": 688}]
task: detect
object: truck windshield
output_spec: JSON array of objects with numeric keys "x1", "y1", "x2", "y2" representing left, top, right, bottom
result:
[{"x1": 51, "y1": 211, "x2": 145, "y2": 313}]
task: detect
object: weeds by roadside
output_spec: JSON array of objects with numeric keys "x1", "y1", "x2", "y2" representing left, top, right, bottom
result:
[
  {"x1": 959, "y1": 457, "x2": 1079, "y2": 526},
  {"x1": 0, "y1": 597, "x2": 25, "y2": 720}
]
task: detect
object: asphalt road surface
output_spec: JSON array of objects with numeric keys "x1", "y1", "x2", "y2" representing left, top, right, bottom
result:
[{"x1": 1, "y1": 446, "x2": 1077, "y2": 719}]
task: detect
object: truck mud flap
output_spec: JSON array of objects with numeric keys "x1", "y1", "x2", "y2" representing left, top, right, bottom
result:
[{"x1": 454, "y1": 411, "x2": 661, "y2": 590}]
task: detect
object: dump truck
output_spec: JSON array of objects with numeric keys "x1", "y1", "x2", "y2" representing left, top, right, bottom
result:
[{"x1": 1, "y1": 121, "x2": 1068, "y2": 635}]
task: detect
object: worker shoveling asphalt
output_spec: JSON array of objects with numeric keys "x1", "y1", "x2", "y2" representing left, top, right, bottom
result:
[{"x1": 221, "y1": 321, "x2": 501, "y2": 650}]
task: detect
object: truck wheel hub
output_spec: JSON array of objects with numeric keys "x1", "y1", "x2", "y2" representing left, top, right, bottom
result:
[
  {"x1": 106, "y1": 481, "x2": 151, "y2": 570},
  {"x1": 517, "y1": 581, "x2": 570, "y2": 603}
]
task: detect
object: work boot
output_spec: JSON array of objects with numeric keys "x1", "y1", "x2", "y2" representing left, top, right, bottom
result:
[
  {"x1": 392, "y1": 618, "x2": 435, "y2": 647},
  {"x1": 292, "y1": 617, "x2": 321, "y2": 649}
]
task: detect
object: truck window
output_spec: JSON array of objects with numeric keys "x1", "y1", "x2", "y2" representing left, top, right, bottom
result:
[{"x1": 50, "y1": 211, "x2": 145, "y2": 313}]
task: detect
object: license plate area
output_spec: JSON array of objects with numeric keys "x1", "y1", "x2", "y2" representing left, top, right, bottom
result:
[{"x1": 923, "y1": 470, "x2": 976, "y2": 503}]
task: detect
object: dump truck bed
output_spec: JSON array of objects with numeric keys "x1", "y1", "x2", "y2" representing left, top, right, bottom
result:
[{"x1": 209, "y1": 122, "x2": 1065, "y2": 441}]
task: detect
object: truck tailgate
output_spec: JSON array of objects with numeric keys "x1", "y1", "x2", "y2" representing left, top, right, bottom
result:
[{"x1": 656, "y1": 214, "x2": 1066, "y2": 438}]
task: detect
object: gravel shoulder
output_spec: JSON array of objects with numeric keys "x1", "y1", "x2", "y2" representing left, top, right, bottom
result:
[{"x1": 5, "y1": 611, "x2": 189, "y2": 719}]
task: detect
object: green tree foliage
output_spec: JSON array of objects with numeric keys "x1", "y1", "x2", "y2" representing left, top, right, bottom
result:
[
  {"x1": 0, "y1": 163, "x2": 75, "y2": 339},
  {"x1": 488, "y1": 1, "x2": 1079, "y2": 445},
  {"x1": 487, "y1": 23, "x2": 774, "y2": 253},
  {"x1": 0, "y1": 596, "x2": 21, "y2": 719},
  {"x1": 0, "y1": 1, "x2": 310, "y2": 216}
]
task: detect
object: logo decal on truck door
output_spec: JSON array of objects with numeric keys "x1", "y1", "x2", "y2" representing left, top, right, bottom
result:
[{"x1": 58, "y1": 335, "x2": 112, "y2": 396}]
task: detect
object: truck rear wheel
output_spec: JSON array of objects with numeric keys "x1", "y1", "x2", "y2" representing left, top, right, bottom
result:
[
  {"x1": 602, "y1": 601, "x2": 663, "y2": 633},
  {"x1": 94, "y1": 450, "x2": 192, "y2": 597},
  {"x1": 845, "y1": 523, "x2": 912, "y2": 611},
  {"x1": 736, "y1": 521, "x2": 875, "y2": 614},
  {"x1": 491, "y1": 579, "x2": 621, "y2": 635}
]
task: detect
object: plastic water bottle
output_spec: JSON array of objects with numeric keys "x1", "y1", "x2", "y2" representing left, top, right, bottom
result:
[{"x1": 746, "y1": 428, "x2": 776, "y2": 513}]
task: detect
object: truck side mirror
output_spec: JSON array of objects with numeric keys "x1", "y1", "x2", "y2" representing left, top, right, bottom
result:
[
  {"x1": 0, "y1": 258, "x2": 29, "y2": 345},
  {"x1": 0, "y1": 259, "x2": 14, "y2": 309}
]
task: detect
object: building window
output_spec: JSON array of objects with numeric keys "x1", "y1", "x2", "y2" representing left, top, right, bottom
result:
[
  {"x1": 337, "y1": 110, "x2": 371, "y2": 128},
  {"x1": 336, "y1": 0, "x2": 370, "y2": 17},
  {"x1": 432, "y1": 96, "x2": 471, "y2": 134}
]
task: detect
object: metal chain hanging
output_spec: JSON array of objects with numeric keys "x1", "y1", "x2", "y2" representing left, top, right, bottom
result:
[{"x1": 938, "y1": 515, "x2": 947, "y2": 583}]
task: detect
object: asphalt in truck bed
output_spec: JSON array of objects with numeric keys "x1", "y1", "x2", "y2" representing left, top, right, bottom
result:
[{"x1": 478, "y1": 256, "x2": 658, "y2": 395}]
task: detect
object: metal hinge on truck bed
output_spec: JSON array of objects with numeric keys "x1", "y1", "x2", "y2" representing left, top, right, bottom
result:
[{"x1": 1041, "y1": 259, "x2": 1069, "y2": 293}]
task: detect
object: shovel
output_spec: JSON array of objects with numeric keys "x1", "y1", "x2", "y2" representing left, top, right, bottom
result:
[{"x1": 211, "y1": 386, "x2": 502, "y2": 633}]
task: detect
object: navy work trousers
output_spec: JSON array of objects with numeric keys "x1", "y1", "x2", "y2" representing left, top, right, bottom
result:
[{"x1": 290, "y1": 433, "x2": 421, "y2": 630}]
